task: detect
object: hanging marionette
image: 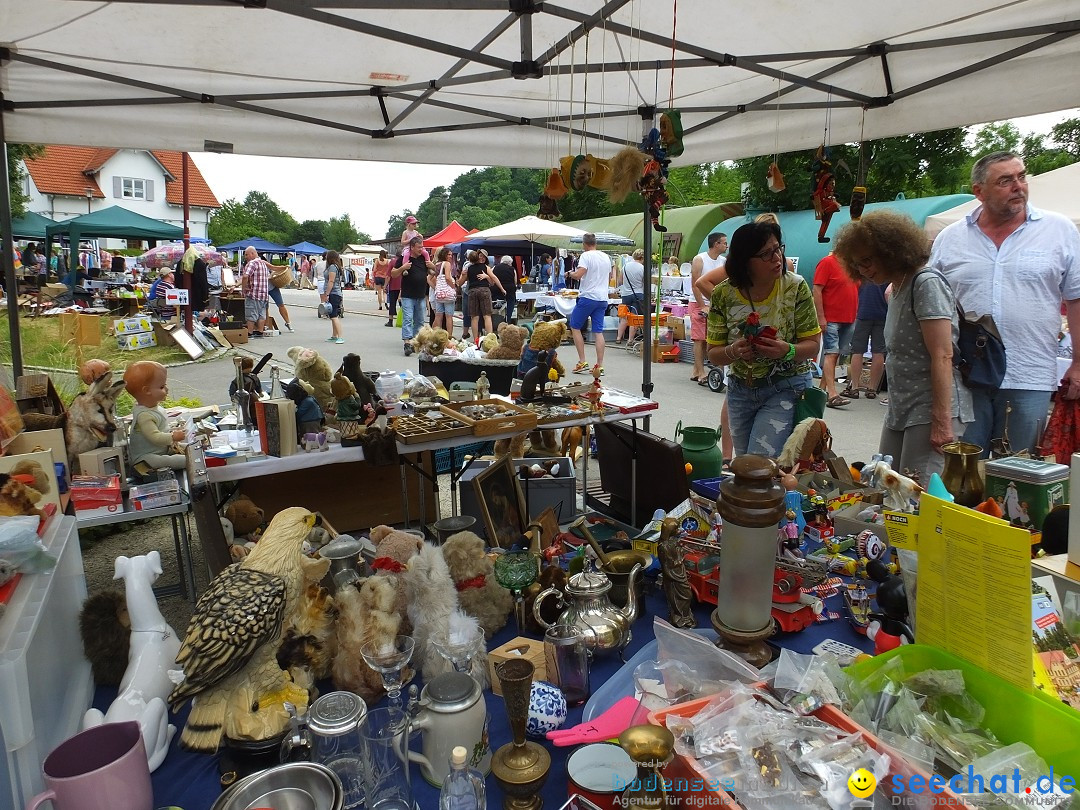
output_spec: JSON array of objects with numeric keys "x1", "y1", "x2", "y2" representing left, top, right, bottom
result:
[{"x1": 811, "y1": 144, "x2": 841, "y2": 243}]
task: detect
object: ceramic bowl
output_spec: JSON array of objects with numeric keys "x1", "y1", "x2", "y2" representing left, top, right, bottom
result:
[{"x1": 526, "y1": 680, "x2": 567, "y2": 737}]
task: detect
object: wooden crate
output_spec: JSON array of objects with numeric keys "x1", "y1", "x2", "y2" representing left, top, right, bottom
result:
[
  {"x1": 15, "y1": 374, "x2": 65, "y2": 417},
  {"x1": 391, "y1": 412, "x2": 473, "y2": 444},
  {"x1": 440, "y1": 398, "x2": 538, "y2": 436}
]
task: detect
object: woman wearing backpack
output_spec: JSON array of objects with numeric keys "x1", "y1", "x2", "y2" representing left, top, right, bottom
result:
[{"x1": 834, "y1": 211, "x2": 973, "y2": 482}]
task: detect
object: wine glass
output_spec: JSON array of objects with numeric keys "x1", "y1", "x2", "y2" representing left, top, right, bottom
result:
[
  {"x1": 360, "y1": 635, "x2": 415, "y2": 709},
  {"x1": 494, "y1": 552, "x2": 539, "y2": 633},
  {"x1": 431, "y1": 624, "x2": 485, "y2": 674}
]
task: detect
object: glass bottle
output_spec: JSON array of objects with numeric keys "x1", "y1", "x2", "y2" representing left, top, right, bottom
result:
[{"x1": 439, "y1": 745, "x2": 485, "y2": 810}]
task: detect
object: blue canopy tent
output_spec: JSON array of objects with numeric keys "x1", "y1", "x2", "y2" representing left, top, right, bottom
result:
[
  {"x1": 288, "y1": 241, "x2": 327, "y2": 255},
  {"x1": 216, "y1": 237, "x2": 291, "y2": 254}
]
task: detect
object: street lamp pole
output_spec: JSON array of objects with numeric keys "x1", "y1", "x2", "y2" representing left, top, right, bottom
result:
[
  {"x1": 442, "y1": 191, "x2": 450, "y2": 229},
  {"x1": 84, "y1": 188, "x2": 92, "y2": 214}
]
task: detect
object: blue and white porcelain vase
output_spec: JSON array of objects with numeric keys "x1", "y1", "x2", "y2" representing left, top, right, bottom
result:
[{"x1": 525, "y1": 680, "x2": 567, "y2": 738}]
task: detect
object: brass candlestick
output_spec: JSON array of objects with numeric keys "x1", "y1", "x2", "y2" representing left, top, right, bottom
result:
[
  {"x1": 491, "y1": 659, "x2": 551, "y2": 810},
  {"x1": 619, "y1": 725, "x2": 675, "y2": 809}
]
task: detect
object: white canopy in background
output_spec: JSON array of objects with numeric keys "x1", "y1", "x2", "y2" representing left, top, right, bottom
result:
[
  {"x1": 468, "y1": 216, "x2": 586, "y2": 244},
  {"x1": 924, "y1": 161, "x2": 1080, "y2": 240},
  {"x1": 1, "y1": 2, "x2": 1079, "y2": 167}
]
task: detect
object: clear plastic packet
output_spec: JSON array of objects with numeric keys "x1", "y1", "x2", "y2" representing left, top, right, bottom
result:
[
  {"x1": 969, "y1": 742, "x2": 1064, "y2": 810},
  {"x1": 877, "y1": 728, "x2": 936, "y2": 775},
  {"x1": 905, "y1": 668, "x2": 966, "y2": 697},
  {"x1": 734, "y1": 722, "x2": 806, "y2": 802},
  {"x1": 926, "y1": 693, "x2": 987, "y2": 731},
  {"x1": 653, "y1": 617, "x2": 761, "y2": 685},
  {"x1": 404, "y1": 375, "x2": 437, "y2": 399},
  {"x1": 800, "y1": 731, "x2": 890, "y2": 810},
  {"x1": 912, "y1": 712, "x2": 999, "y2": 774},
  {"x1": 881, "y1": 686, "x2": 925, "y2": 737},
  {"x1": 0, "y1": 516, "x2": 56, "y2": 577},
  {"x1": 693, "y1": 696, "x2": 760, "y2": 758},
  {"x1": 773, "y1": 649, "x2": 842, "y2": 707}
]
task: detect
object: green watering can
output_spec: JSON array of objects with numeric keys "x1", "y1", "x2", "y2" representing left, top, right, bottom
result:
[{"x1": 674, "y1": 420, "x2": 724, "y2": 482}]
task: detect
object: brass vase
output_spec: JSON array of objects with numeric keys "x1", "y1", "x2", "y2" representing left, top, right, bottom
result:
[
  {"x1": 940, "y1": 441, "x2": 985, "y2": 507},
  {"x1": 619, "y1": 725, "x2": 675, "y2": 809},
  {"x1": 491, "y1": 659, "x2": 550, "y2": 810}
]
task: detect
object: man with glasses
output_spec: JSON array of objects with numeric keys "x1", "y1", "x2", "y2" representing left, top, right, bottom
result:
[
  {"x1": 813, "y1": 251, "x2": 859, "y2": 408},
  {"x1": 929, "y1": 151, "x2": 1080, "y2": 456}
]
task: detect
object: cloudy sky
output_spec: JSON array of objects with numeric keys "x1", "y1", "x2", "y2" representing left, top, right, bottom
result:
[{"x1": 191, "y1": 108, "x2": 1079, "y2": 241}]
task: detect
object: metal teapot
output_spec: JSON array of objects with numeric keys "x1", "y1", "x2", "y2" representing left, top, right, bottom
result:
[{"x1": 532, "y1": 559, "x2": 642, "y2": 657}]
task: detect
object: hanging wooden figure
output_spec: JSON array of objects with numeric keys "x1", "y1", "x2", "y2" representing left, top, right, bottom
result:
[
  {"x1": 811, "y1": 144, "x2": 842, "y2": 243},
  {"x1": 767, "y1": 162, "x2": 786, "y2": 193},
  {"x1": 544, "y1": 168, "x2": 568, "y2": 200},
  {"x1": 659, "y1": 110, "x2": 684, "y2": 158}
]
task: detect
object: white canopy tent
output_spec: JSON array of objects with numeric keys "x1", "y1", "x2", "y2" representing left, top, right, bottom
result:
[
  {"x1": 2, "y1": 1, "x2": 1080, "y2": 388},
  {"x1": 924, "y1": 160, "x2": 1080, "y2": 241}
]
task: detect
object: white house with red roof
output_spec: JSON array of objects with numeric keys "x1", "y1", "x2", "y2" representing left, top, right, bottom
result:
[{"x1": 20, "y1": 146, "x2": 221, "y2": 248}]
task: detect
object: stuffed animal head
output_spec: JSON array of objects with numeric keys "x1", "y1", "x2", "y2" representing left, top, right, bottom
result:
[
  {"x1": 0, "y1": 474, "x2": 43, "y2": 517},
  {"x1": 10, "y1": 459, "x2": 50, "y2": 497},
  {"x1": 411, "y1": 326, "x2": 450, "y2": 357},
  {"x1": 369, "y1": 525, "x2": 423, "y2": 573},
  {"x1": 330, "y1": 373, "x2": 357, "y2": 401},
  {"x1": 223, "y1": 494, "x2": 265, "y2": 537},
  {"x1": 486, "y1": 322, "x2": 529, "y2": 360},
  {"x1": 530, "y1": 320, "x2": 567, "y2": 351},
  {"x1": 479, "y1": 332, "x2": 500, "y2": 353},
  {"x1": 341, "y1": 353, "x2": 364, "y2": 377},
  {"x1": 284, "y1": 379, "x2": 314, "y2": 406},
  {"x1": 288, "y1": 346, "x2": 333, "y2": 381},
  {"x1": 441, "y1": 531, "x2": 492, "y2": 579}
]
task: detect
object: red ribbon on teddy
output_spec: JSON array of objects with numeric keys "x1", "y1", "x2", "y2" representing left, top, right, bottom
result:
[
  {"x1": 371, "y1": 556, "x2": 406, "y2": 573},
  {"x1": 455, "y1": 574, "x2": 486, "y2": 592}
]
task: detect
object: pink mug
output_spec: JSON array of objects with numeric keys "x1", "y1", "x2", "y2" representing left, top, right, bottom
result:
[{"x1": 25, "y1": 721, "x2": 153, "y2": 810}]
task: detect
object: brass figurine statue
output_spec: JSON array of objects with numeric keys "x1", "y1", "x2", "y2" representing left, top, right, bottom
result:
[{"x1": 657, "y1": 517, "x2": 695, "y2": 628}]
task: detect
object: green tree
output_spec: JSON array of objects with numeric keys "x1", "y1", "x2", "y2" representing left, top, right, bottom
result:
[
  {"x1": 1050, "y1": 118, "x2": 1080, "y2": 159},
  {"x1": 1021, "y1": 133, "x2": 1074, "y2": 176},
  {"x1": 7, "y1": 144, "x2": 43, "y2": 219},
  {"x1": 207, "y1": 199, "x2": 258, "y2": 245},
  {"x1": 971, "y1": 122, "x2": 1021, "y2": 157},
  {"x1": 290, "y1": 219, "x2": 328, "y2": 248},
  {"x1": 243, "y1": 190, "x2": 297, "y2": 237},
  {"x1": 323, "y1": 213, "x2": 366, "y2": 252}
]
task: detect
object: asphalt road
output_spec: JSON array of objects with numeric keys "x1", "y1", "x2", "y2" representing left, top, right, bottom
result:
[{"x1": 164, "y1": 286, "x2": 890, "y2": 467}]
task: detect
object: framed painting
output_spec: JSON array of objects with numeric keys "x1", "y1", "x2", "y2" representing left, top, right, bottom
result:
[{"x1": 473, "y1": 455, "x2": 528, "y2": 549}]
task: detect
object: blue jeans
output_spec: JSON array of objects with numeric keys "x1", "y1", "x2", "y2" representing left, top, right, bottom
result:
[
  {"x1": 967, "y1": 388, "x2": 1053, "y2": 458},
  {"x1": 726, "y1": 372, "x2": 813, "y2": 457},
  {"x1": 400, "y1": 296, "x2": 426, "y2": 341}
]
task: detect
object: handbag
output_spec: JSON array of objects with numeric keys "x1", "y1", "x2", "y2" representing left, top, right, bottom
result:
[
  {"x1": 434, "y1": 264, "x2": 456, "y2": 302},
  {"x1": 795, "y1": 385, "x2": 828, "y2": 422},
  {"x1": 911, "y1": 270, "x2": 1006, "y2": 391}
]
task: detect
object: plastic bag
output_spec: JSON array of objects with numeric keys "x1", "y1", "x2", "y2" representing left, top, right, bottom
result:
[
  {"x1": 969, "y1": 742, "x2": 1066, "y2": 810},
  {"x1": 653, "y1": 617, "x2": 761, "y2": 686},
  {"x1": 0, "y1": 516, "x2": 56, "y2": 579},
  {"x1": 773, "y1": 649, "x2": 842, "y2": 708},
  {"x1": 801, "y1": 731, "x2": 890, "y2": 810}
]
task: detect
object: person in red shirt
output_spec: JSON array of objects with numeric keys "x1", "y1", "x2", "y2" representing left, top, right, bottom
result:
[{"x1": 813, "y1": 253, "x2": 859, "y2": 407}]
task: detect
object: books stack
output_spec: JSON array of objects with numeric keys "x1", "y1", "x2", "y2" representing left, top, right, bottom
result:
[{"x1": 255, "y1": 399, "x2": 297, "y2": 458}]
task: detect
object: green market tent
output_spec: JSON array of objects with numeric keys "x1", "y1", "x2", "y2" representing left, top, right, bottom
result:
[
  {"x1": 45, "y1": 206, "x2": 184, "y2": 250},
  {"x1": 5, "y1": 211, "x2": 55, "y2": 240},
  {"x1": 565, "y1": 203, "x2": 744, "y2": 262}
]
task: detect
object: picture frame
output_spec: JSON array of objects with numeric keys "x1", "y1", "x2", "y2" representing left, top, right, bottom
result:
[
  {"x1": 0, "y1": 449, "x2": 63, "y2": 514},
  {"x1": 162, "y1": 324, "x2": 206, "y2": 360},
  {"x1": 473, "y1": 455, "x2": 528, "y2": 549}
]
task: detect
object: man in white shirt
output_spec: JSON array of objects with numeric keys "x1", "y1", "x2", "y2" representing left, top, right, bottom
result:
[
  {"x1": 928, "y1": 151, "x2": 1080, "y2": 456},
  {"x1": 567, "y1": 233, "x2": 613, "y2": 374},
  {"x1": 690, "y1": 232, "x2": 727, "y2": 385}
]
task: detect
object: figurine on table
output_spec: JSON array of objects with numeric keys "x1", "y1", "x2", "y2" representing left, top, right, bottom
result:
[
  {"x1": 123, "y1": 361, "x2": 187, "y2": 471},
  {"x1": 781, "y1": 474, "x2": 807, "y2": 537},
  {"x1": 582, "y1": 364, "x2": 604, "y2": 412},
  {"x1": 657, "y1": 517, "x2": 695, "y2": 628},
  {"x1": 777, "y1": 510, "x2": 803, "y2": 559}
]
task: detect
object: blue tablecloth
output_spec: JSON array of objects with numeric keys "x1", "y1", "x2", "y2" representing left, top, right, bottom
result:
[{"x1": 93, "y1": 571, "x2": 873, "y2": 808}]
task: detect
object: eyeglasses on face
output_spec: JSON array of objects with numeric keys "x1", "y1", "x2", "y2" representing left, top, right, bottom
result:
[
  {"x1": 752, "y1": 243, "x2": 785, "y2": 261},
  {"x1": 990, "y1": 172, "x2": 1027, "y2": 188}
]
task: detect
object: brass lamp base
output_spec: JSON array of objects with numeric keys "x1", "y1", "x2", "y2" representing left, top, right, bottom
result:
[
  {"x1": 491, "y1": 741, "x2": 551, "y2": 810},
  {"x1": 711, "y1": 613, "x2": 776, "y2": 669}
]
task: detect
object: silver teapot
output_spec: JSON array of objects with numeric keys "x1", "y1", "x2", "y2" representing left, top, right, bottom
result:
[{"x1": 532, "y1": 560, "x2": 642, "y2": 657}]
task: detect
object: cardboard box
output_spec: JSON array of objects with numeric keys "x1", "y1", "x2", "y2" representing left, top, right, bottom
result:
[
  {"x1": 113, "y1": 316, "x2": 153, "y2": 335},
  {"x1": 116, "y1": 331, "x2": 157, "y2": 351},
  {"x1": 828, "y1": 500, "x2": 888, "y2": 544},
  {"x1": 669, "y1": 318, "x2": 686, "y2": 341},
  {"x1": 219, "y1": 328, "x2": 247, "y2": 346},
  {"x1": 72, "y1": 503, "x2": 124, "y2": 519},
  {"x1": 488, "y1": 637, "x2": 546, "y2": 695},
  {"x1": 78, "y1": 447, "x2": 127, "y2": 480},
  {"x1": 59, "y1": 313, "x2": 101, "y2": 346},
  {"x1": 68, "y1": 474, "x2": 122, "y2": 509},
  {"x1": 459, "y1": 457, "x2": 576, "y2": 531},
  {"x1": 14, "y1": 375, "x2": 65, "y2": 417},
  {"x1": 152, "y1": 322, "x2": 177, "y2": 346},
  {"x1": 6, "y1": 428, "x2": 67, "y2": 467},
  {"x1": 796, "y1": 471, "x2": 884, "y2": 508}
]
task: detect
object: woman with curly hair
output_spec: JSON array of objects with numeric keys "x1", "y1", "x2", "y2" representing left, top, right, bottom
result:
[{"x1": 834, "y1": 210, "x2": 972, "y2": 482}]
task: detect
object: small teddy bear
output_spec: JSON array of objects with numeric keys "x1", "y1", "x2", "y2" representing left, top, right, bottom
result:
[
  {"x1": 223, "y1": 494, "x2": 264, "y2": 551},
  {"x1": 339, "y1": 353, "x2": 380, "y2": 411},
  {"x1": 485, "y1": 322, "x2": 529, "y2": 361},
  {"x1": 331, "y1": 576, "x2": 405, "y2": 703},
  {"x1": 287, "y1": 346, "x2": 336, "y2": 426},
  {"x1": 368, "y1": 524, "x2": 424, "y2": 635},
  {"x1": 330, "y1": 373, "x2": 364, "y2": 447},
  {"x1": 518, "y1": 319, "x2": 567, "y2": 380},
  {"x1": 441, "y1": 530, "x2": 513, "y2": 639},
  {"x1": 412, "y1": 326, "x2": 451, "y2": 357},
  {"x1": 479, "y1": 332, "x2": 500, "y2": 354}
]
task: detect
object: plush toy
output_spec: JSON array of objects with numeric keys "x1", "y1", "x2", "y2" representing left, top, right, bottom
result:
[
  {"x1": 339, "y1": 353, "x2": 380, "y2": 411},
  {"x1": 330, "y1": 373, "x2": 364, "y2": 447},
  {"x1": 811, "y1": 144, "x2": 842, "y2": 243},
  {"x1": 486, "y1": 322, "x2": 529, "y2": 361},
  {"x1": 124, "y1": 361, "x2": 187, "y2": 473},
  {"x1": 287, "y1": 346, "x2": 336, "y2": 425},
  {"x1": 284, "y1": 379, "x2": 324, "y2": 441},
  {"x1": 331, "y1": 576, "x2": 405, "y2": 703},
  {"x1": 219, "y1": 516, "x2": 252, "y2": 561},
  {"x1": 79, "y1": 589, "x2": 130, "y2": 686},
  {"x1": 480, "y1": 332, "x2": 500, "y2": 354},
  {"x1": 640, "y1": 158, "x2": 669, "y2": 232},
  {"x1": 66, "y1": 367, "x2": 127, "y2": 470},
  {"x1": 519, "y1": 319, "x2": 567, "y2": 380},
  {"x1": 608, "y1": 146, "x2": 649, "y2": 204},
  {"x1": 659, "y1": 109, "x2": 684, "y2": 158},
  {"x1": 441, "y1": 530, "x2": 513, "y2": 639},
  {"x1": 0, "y1": 474, "x2": 44, "y2": 518},
  {"x1": 277, "y1": 578, "x2": 337, "y2": 695},
  {"x1": 223, "y1": 495, "x2": 265, "y2": 546},
  {"x1": 368, "y1": 524, "x2": 424, "y2": 635},
  {"x1": 412, "y1": 326, "x2": 451, "y2": 357},
  {"x1": 777, "y1": 418, "x2": 832, "y2": 473}
]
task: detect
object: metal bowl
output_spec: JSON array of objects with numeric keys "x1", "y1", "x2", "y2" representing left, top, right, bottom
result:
[{"x1": 211, "y1": 762, "x2": 344, "y2": 810}]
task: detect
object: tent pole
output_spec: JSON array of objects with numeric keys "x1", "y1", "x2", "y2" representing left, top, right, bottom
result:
[
  {"x1": 639, "y1": 105, "x2": 655, "y2": 426},
  {"x1": 182, "y1": 152, "x2": 193, "y2": 332},
  {"x1": 0, "y1": 115, "x2": 25, "y2": 378}
]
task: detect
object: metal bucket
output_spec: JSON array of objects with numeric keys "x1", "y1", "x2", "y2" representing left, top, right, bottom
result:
[
  {"x1": 319, "y1": 536, "x2": 366, "y2": 592},
  {"x1": 602, "y1": 550, "x2": 649, "y2": 609},
  {"x1": 432, "y1": 515, "x2": 477, "y2": 544}
]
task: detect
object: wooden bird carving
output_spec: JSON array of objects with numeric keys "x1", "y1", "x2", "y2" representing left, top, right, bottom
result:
[{"x1": 168, "y1": 507, "x2": 326, "y2": 751}]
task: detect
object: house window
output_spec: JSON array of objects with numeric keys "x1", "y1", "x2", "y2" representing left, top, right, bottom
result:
[{"x1": 121, "y1": 178, "x2": 146, "y2": 199}]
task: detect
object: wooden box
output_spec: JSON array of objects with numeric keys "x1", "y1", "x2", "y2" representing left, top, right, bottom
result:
[
  {"x1": 392, "y1": 412, "x2": 472, "y2": 445},
  {"x1": 14, "y1": 375, "x2": 65, "y2": 418},
  {"x1": 488, "y1": 637, "x2": 546, "y2": 695},
  {"x1": 440, "y1": 399, "x2": 538, "y2": 437}
]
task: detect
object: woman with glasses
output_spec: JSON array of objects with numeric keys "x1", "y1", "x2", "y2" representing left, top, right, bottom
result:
[
  {"x1": 707, "y1": 221, "x2": 821, "y2": 458},
  {"x1": 834, "y1": 211, "x2": 972, "y2": 482}
]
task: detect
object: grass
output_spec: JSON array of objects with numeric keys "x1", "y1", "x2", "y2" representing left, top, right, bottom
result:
[{"x1": 0, "y1": 312, "x2": 206, "y2": 416}]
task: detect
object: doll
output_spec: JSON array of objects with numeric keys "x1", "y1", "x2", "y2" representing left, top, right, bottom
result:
[
  {"x1": 123, "y1": 361, "x2": 186, "y2": 471},
  {"x1": 284, "y1": 379, "x2": 324, "y2": 441}
]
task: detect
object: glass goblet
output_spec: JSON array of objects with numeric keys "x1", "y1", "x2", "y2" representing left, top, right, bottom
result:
[
  {"x1": 431, "y1": 624, "x2": 485, "y2": 674},
  {"x1": 494, "y1": 552, "x2": 539, "y2": 633},
  {"x1": 360, "y1": 635, "x2": 415, "y2": 709}
]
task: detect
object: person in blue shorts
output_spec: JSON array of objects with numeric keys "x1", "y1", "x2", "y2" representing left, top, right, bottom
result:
[{"x1": 567, "y1": 233, "x2": 612, "y2": 375}]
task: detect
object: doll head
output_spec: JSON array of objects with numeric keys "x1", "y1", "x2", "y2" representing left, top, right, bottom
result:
[{"x1": 123, "y1": 361, "x2": 168, "y2": 408}]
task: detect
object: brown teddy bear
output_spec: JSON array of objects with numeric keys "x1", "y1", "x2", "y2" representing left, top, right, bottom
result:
[
  {"x1": 411, "y1": 326, "x2": 450, "y2": 357},
  {"x1": 518, "y1": 319, "x2": 567, "y2": 380},
  {"x1": 288, "y1": 346, "x2": 336, "y2": 426},
  {"x1": 223, "y1": 494, "x2": 265, "y2": 556},
  {"x1": 331, "y1": 576, "x2": 407, "y2": 703},
  {"x1": 441, "y1": 530, "x2": 513, "y2": 639},
  {"x1": 368, "y1": 524, "x2": 424, "y2": 634},
  {"x1": 485, "y1": 322, "x2": 529, "y2": 362},
  {"x1": 330, "y1": 373, "x2": 364, "y2": 446}
]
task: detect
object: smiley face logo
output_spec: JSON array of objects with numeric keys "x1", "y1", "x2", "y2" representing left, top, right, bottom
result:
[{"x1": 848, "y1": 768, "x2": 876, "y2": 798}]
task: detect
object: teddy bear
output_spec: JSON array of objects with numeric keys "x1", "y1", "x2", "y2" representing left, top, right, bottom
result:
[
  {"x1": 284, "y1": 379, "x2": 324, "y2": 441},
  {"x1": 331, "y1": 576, "x2": 407, "y2": 704},
  {"x1": 518, "y1": 319, "x2": 567, "y2": 380},
  {"x1": 288, "y1": 346, "x2": 336, "y2": 426},
  {"x1": 79, "y1": 589, "x2": 130, "y2": 686},
  {"x1": 0, "y1": 474, "x2": 45, "y2": 519},
  {"x1": 442, "y1": 530, "x2": 513, "y2": 639},
  {"x1": 277, "y1": 557, "x2": 336, "y2": 696},
  {"x1": 479, "y1": 332, "x2": 500, "y2": 354},
  {"x1": 330, "y1": 373, "x2": 364, "y2": 447},
  {"x1": 223, "y1": 494, "x2": 264, "y2": 556},
  {"x1": 368, "y1": 524, "x2": 424, "y2": 635},
  {"x1": 411, "y1": 326, "x2": 451, "y2": 358},
  {"x1": 339, "y1": 353, "x2": 380, "y2": 411},
  {"x1": 485, "y1": 322, "x2": 529, "y2": 362}
]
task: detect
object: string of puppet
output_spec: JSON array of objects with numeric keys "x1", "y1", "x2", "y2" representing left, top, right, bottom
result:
[
  {"x1": 654, "y1": 0, "x2": 678, "y2": 331},
  {"x1": 773, "y1": 76, "x2": 782, "y2": 165},
  {"x1": 579, "y1": 27, "x2": 589, "y2": 156}
]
